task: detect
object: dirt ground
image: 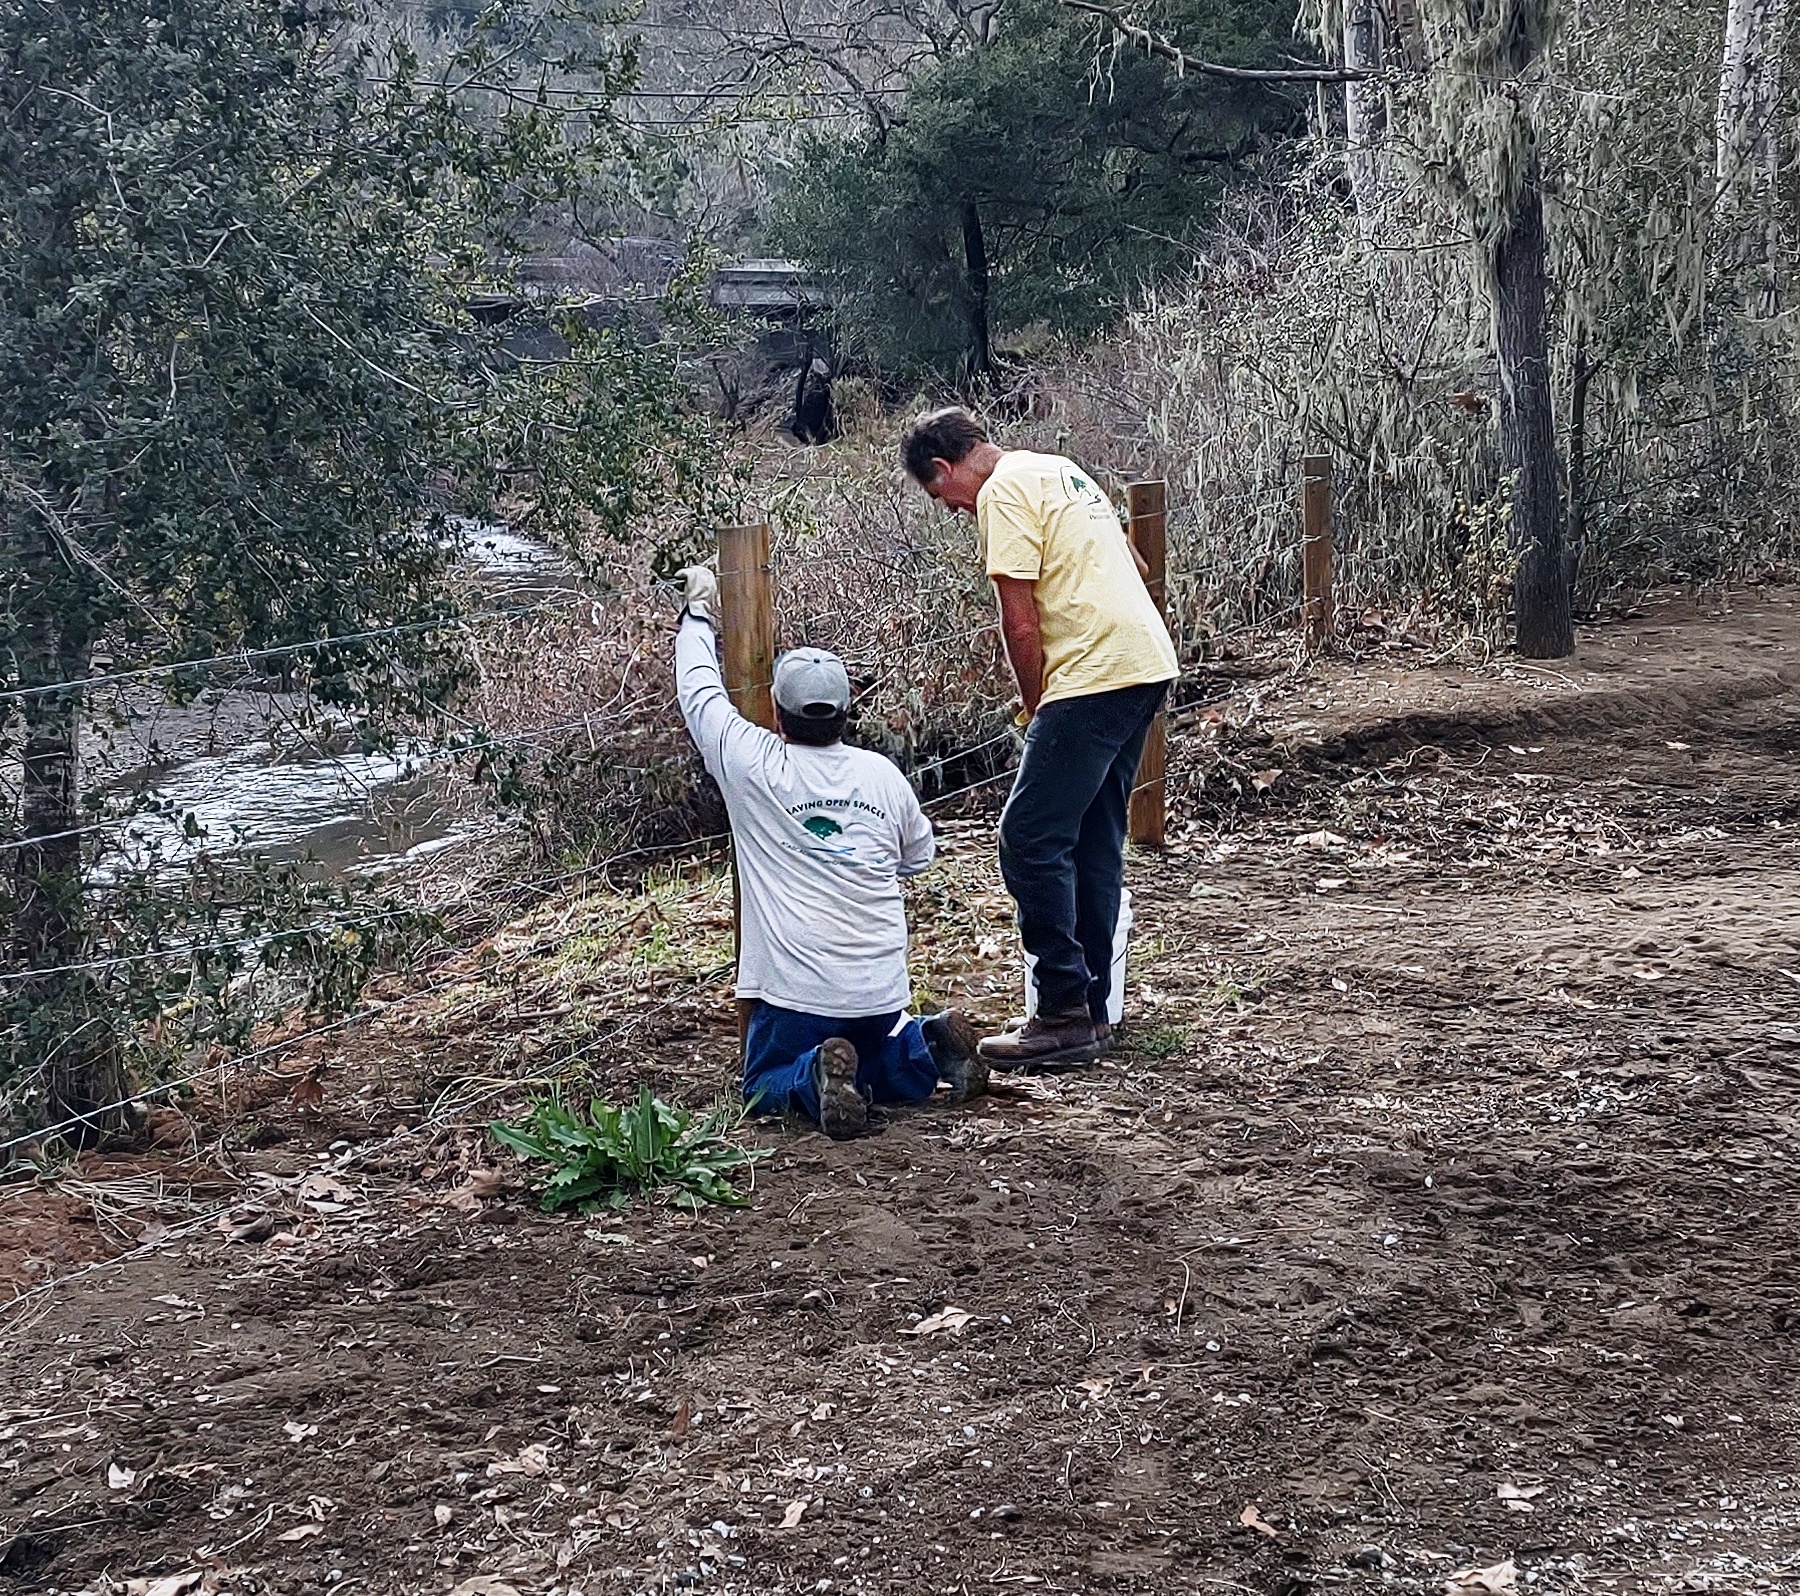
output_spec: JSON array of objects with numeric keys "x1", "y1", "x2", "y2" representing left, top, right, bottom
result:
[{"x1": 5, "y1": 590, "x2": 1800, "y2": 1596}]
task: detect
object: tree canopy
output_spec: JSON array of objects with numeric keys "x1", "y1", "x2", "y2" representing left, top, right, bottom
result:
[
  {"x1": 770, "y1": 0, "x2": 1304, "y2": 380},
  {"x1": 0, "y1": 0, "x2": 719, "y2": 1128}
]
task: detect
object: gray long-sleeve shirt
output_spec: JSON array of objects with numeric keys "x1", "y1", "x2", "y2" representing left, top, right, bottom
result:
[{"x1": 675, "y1": 615, "x2": 934, "y2": 1017}]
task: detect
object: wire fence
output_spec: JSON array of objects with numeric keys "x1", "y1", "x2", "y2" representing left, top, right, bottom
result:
[
  {"x1": 0, "y1": 939, "x2": 748, "y2": 1332},
  {"x1": 2, "y1": 484, "x2": 1256, "y2": 1157},
  {"x1": 0, "y1": 709, "x2": 1036, "y2": 1158},
  {"x1": 0, "y1": 592, "x2": 591, "y2": 705},
  {"x1": 0, "y1": 698, "x2": 674, "y2": 861},
  {"x1": 0, "y1": 536, "x2": 1253, "y2": 1325}
]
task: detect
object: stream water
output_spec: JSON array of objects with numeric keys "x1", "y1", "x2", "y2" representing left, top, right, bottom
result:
[{"x1": 89, "y1": 524, "x2": 578, "y2": 885}]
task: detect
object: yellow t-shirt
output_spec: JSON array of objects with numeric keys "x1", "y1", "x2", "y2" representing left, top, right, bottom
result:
[{"x1": 979, "y1": 450, "x2": 1179, "y2": 707}]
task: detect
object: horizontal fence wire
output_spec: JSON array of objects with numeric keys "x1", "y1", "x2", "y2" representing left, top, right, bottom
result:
[
  {"x1": 0, "y1": 593, "x2": 592, "y2": 705},
  {"x1": 0, "y1": 699, "x2": 676, "y2": 859},
  {"x1": 0, "y1": 713, "x2": 1041, "y2": 1155},
  {"x1": 0, "y1": 708, "x2": 1005, "y2": 989},
  {"x1": 0, "y1": 837, "x2": 739, "y2": 1157},
  {"x1": 5, "y1": 494, "x2": 1284, "y2": 1155}
]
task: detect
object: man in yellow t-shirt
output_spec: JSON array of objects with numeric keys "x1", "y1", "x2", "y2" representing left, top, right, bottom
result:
[{"x1": 900, "y1": 406, "x2": 1178, "y2": 1069}]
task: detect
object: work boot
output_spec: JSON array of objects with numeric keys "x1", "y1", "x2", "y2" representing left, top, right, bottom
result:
[
  {"x1": 978, "y1": 1009, "x2": 1100, "y2": 1071},
  {"x1": 813, "y1": 1038, "x2": 868, "y2": 1140},
  {"x1": 1004, "y1": 1013, "x2": 1112, "y2": 1051},
  {"x1": 920, "y1": 1010, "x2": 988, "y2": 1104}
]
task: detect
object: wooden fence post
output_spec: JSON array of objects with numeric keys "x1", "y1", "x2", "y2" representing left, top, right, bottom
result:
[
  {"x1": 718, "y1": 522, "x2": 776, "y2": 1055},
  {"x1": 718, "y1": 522, "x2": 776, "y2": 730},
  {"x1": 1302, "y1": 454, "x2": 1335, "y2": 648},
  {"x1": 1127, "y1": 480, "x2": 1168, "y2": 848}
]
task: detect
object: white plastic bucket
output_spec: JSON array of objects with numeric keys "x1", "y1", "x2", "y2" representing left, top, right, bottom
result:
[{"x1": 1022, "y1": 888, "x2": 1132, "y2": 1026}]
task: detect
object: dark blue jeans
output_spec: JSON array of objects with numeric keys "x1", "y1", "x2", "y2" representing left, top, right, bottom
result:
[
  {"x1": 999, "y1": 681, "x2": 1169, "y2": 1021},
  {"x1": 742, "y1": 1001, "x2": 939, "y2": 1123}
]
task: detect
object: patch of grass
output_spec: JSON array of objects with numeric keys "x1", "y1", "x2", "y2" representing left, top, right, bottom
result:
[
  {"x1": 1131, "y1": 1023, "x2": 1192, "y2": 1059},
  {"x1": 635, "y1": 919, "x2": 672, "y2": 969},
  {"x1": 1203, "y1": 969, "x2": 1266, "y2": 1010},
  {"x1": 491, "y1": 1087, "x2": 767, "y2": 1213}
]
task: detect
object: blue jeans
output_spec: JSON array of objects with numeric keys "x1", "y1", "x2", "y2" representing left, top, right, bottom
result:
[
  {"x1": 742, "y1": 1001, "x2": 940, "y2": 1123},
  {"x1": 999, "y1": 681, "x2": 1169, "y2": 1021}
]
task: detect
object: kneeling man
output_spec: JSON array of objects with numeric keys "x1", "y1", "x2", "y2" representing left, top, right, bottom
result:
[{"x1": 674, "y1": 566, "x2": 982, "y2": 1138}]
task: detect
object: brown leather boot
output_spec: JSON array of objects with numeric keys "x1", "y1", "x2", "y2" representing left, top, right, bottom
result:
[
  {"x1": 813, "y1": 1038, "x2": 869, "y2": 1139},
  {"x1": 1005, "y1": 1013, "x2": 1111, "y2": 1051},
  {"x1": 921, "y1": 1010, "x2": 988, "y2": 1104},
  {"x1": 978, "y1": 1009, "x2": 1100, "y2": 1071}
]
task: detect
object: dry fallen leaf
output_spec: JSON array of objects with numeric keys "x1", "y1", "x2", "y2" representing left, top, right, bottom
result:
[
  {"x1": 220, "y1": 1208, "x2": 276, "y2": 1245},
  {"x1": 290, "y1": 1067, "x2": 326, "y2": 1112},
  {"x1": 1445, "y1": 1559, "x2": 1516, "y2": 1595},
  {"x1": 1497, "y1": 1481, "x2": 1546, "y2": 1513},
  {"x1": 108, "y1": 1462, "x2": 137, "y2": 1490},
  {"x1": 282, "y1": 1421, "x2": 318, "y2": 1443},
  {"x1": 1251, "y1": 767, "x2": 1283, "y2": 793},
  {"x1": 449, "y1": 1579, "x2": 524, "y2": 1596},
  {"x1": 487, "y1": 1442, "x2": 551, "y2": 1477},
  {"x1": 903, "y1": 1305, "x2": 976, "y2": 1337},
  {"x1": 1294, "y1": 829, "x2": 1348, "y2": 850},
  {"x1": 1239, "y1": 1503, "x2": 1279, "y2": 1539},
  {"x1": 434, "y1": 1503, "x2": 454, "y2": 1529},
  {"x1": 780, "y1": 1497, "x2": 809, "y2": 1529},
  {"x1": 125, "y1": 1575, "x2": 204, "y2": 1596},
  {"x1": 670, "y1": 1397, "x2": 692, "y2": 1439},
  {"x1": 294, "y1": 1170, "x2": 356, "y2": 1206},
  {"x1": 143, "y1": 1107, "x2": 194, "y2": 1149},
  {"x1": 276, "y1": 1523, "x2": 324, "y2": 1542}
]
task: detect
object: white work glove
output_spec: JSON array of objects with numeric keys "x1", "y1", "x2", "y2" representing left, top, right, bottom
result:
[{"x1": 678, "y1": 564, "x2": 718, "y2": 626}]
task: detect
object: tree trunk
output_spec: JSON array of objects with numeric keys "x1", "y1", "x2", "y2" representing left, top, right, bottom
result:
[
  {"x1": 10, "y1": 531, "x2": 118, "y2": 1136},
  {"x1": 1716, "y1": 0, "x2": 1789, "y2": 316},
  {"x1": 1342, "y1": 0, "x2": 1389, "y2": 247},
  {"x1": 1494, "y1": 157, "x2": 1572, "y2": 659},
  {"x1": 960, "y1": 199, "x2": 993, "y2": 384},
  {"x1": 1566, "y1": 334, "x2": 1598, "y2": 612}
]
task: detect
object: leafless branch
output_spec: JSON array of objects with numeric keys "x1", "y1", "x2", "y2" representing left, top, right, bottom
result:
[{"x1": 1062, "y1": 0, "x2": 1375, "y2": 84}]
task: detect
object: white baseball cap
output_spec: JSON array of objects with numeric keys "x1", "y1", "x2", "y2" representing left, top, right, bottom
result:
[{"x1": 772, "y1": 648, "x2": 852, "y2": 718}]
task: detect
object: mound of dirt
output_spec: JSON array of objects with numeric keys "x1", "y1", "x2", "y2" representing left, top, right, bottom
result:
[{"x1": 6, "y1": 592, "x2": 1800, "y2": 1596}]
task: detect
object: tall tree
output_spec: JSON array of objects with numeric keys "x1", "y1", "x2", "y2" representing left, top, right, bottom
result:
[
  {"x1": 1082, "y1": 0, "x2": 1573, "y2": 655},
  {"x1": 1441, "y1": 0, "x2": 1571, "y2": 657},
  {"x1": 772, "y1": 0, "x2": 1302, "y2": 381},
  {"x1": 0, "y1": 0, "x2": 711, "y2": 1132},
  {"x1": 1315, "y1": 0, "x2": 1570, "y2": 653},
  {"x1": 1494, "y1": 144, "x2": 1569, "y2": 658},
  {"x1": 1716, "y1": 0, "x2": 1790, "y2": 316},
  {"x1": 1341, "y1": 0, "x2": 1393, "y2": 245}
]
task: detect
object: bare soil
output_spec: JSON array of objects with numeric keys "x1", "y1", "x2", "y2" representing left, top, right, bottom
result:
[{"x1": 5, "y1": 590, "x2": 1800, "y2": 1596}]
